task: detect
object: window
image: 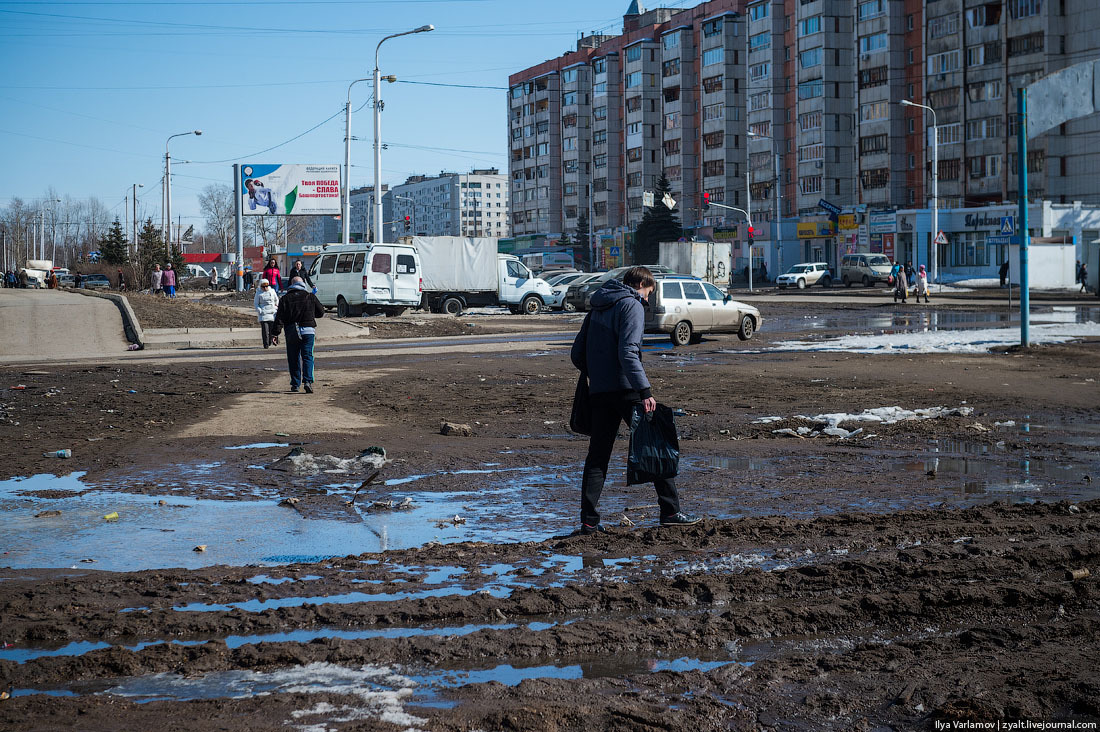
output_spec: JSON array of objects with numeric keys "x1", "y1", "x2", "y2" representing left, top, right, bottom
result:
[
  {"x1": 626, "y1": 46, "x2": 642, "y2": 62},
  {"x1": 927, "y1": 51, "x2": 960, "y2": 75},
  {"x1": 703, "y1": 159, "x2": 725, "y2": 177},
  {"x1": 662, "y1": 58, "x2": 680, "y2": 77},
  {"x1": 626, "y1": 96, "x2": 641, "y2": 112},
  {"x1": 967, "y1": 46, "x2": 985, "y2": 67},
  {"x1": 593, "y1": 58, "x2": 607, "y2": 74},
  {"x1": 563, "y1": 137, "x2": 577, "y2": 151},
  {"x1": 859, "y1": 66, "x2": 888, "y2": 89},
  {"x1": 663, "y1": 138, "x2": 681, "y2": 156},
  {"x1": 536, "y1": 142, "x2": 549, "y2": 155},
  {"x1": 594, "y1": 105, "x2": 607, "y2": 120},
  {"x1": 664, "y1": 111, "x2": 680, "y2": 129},
  {"x1": 703, "y1": 18, "x2": 723, "y2": 37},
  {"x1": 966, "y1": 116, "x2": 1002, "y2": 140},
  {"x1": 703, "y1": 103, "x2": 724, "y2": 121},
  {"x1": 703, "y1": 131, "x2": 724, "y2": 149},
  {"x1": 1009, "y1": 0, "x2": 1041, "y2": 19},
  {"x1": 594, "y1": 153, "x2": 608, "y2": 168},
  {"x1": 749, "y1": 91, "x2": 770, "y2": 111},
  {"x1": 1008, "y1": 33, "x2": 1044, "y2": 57},
  {"x1": 506, "y1": 260, "x2": 527, "y2": 279},
  {"x1": 748, "y1": 2, "x2": 768, "y2": 21},
  {"x1": 749, "y1": 121, "x2": 771, "y2": 136},
  {"x1": 967, "y1": 80, "x2": 1002, "y2": 101},
  {"x1": 562, "y1": 68, "x2": 577, "y2": 83},
  {"x1": 798, "y1": 143, "x2": 824, "y2": 161},
  {"x1": 510, "y1": 85, "x2": 524, "y2": 100},
  {"x1": 664, "y1": 165, "x2": 682, "y2": 181},
  {"x1": 967, "y1": 4, "x2": 1001, "y2": 26},
  {"x1": 704, "y1": 187, "x2": 724, "y2": 203},
  {"x1": 860, "y1": 169, "x2": 889, "y2": 189},
  {"x1": 663, "y1": 33, "x2": 680, "y2": 51},
  {"x1": 799, "y1": 48, "x2": 823, "y2": 68},
  {"x1": 799, "y1": 79, "x2": 824, "y2": 99},
  {"x1": 593, "y1": 130, "x2": 607, "y2": 144},
  {"x1": 703, "y1": 75, "x2": 724, "y2": 94},
  {"x1": 662, "y1": 281, "x2": 683, "y2": 300},
  {"x1": 937, "y1": 123, "x2": 962, "y2": 144},
  {"x1": 938, "y1": 158, "x2": 961, "y2": 180},
  {"x1": 749, "y1": 62, "x2": 770, "y2": 80},
  {"x1": 371, "y1": 253, "x2": 391, "y2": 274},
  {"x1": 799, "y1": 175, "x2": 822, "y2": 194},
  {"x1": 858, "y1": 0, "x2": 884, "y2": 20},
  {"x1": 750, "y1": 32, "x2": 770, "y2": 49},
  {"x1": 860, "y1": 101, "x2": 888, "y2": 122},
  {"x1": 859, "y1": 134, "x2": 888, "y2": 155},
  {"x1": 928, "y1": 13, "x2": 959, "y2": 39},
  {"x1": 928, "y1": 87, "x2": 960, "y2": 109},
  {"x1": 703, "y1": 47, "x2": 724, "y2": 66},
  {"x1": 799, "y1": 111, "x2": 822, "y2": 131},
  {"x1": 319, "y1": 255, "x2": 336, "y2": 275},
  {"x1": 682, "y1": 281, "x2": 706, "y2": 300},
  {"x1": 625, "y1": 71, "x2": 641, "y2": 88},
  {"x1": 750, "y1": 151, "x2": 771, "y2": 170},
  {"x1": 536, "y1": 120, "x2": 548, "y2": 133},
  {"x1": 952, "y1": 231, "x2": 988, "y2": 267},
  {"x1": 799, "y1": 16, "x2": 821, "y2": 36},
  {"x1": 352, "y1": 253, "x2": 366, "y2": 272},
  {"x1": 859, "y1": 33, "x2": 887, "y2": 54},
  {"x1": 396, "y1": 254, "x2": 416, "y2": 274},
  {"x1": 562, "y1": 114, "x2": 577, "y2": 129},
  {"x1": 627, "y1": 147, "x2": 642, "y2": 162}
]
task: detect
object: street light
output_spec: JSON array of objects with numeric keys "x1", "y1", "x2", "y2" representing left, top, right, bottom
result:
[
  {"x1": 345, "y1": 76, "x2": 395, "y2": 246},
  {"x1": 900, "y1": 99, "x2": 938, "y2": 283},
  {"x1": 165, "y1": 130, "x2": 202, "y2": 256},
  {"x1": 374, "y1": 24, "x2": 434, "y2": 244},
  {"x1": 748, "y1": 130, "x2": 783, "y2": 284},
  {"x1": 132, "y1": 183, "x2": 144, "y2": 257}
]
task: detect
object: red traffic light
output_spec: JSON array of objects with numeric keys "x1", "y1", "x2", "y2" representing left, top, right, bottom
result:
[{"x1": 747, "y1": 226, "x2": 755, "y2": 239}]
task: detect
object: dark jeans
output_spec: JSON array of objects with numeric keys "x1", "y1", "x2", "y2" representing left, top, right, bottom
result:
[
  {"x1": 284, "y1": 329, "x2": 315, "y2": 387},
  {"x1": 260, "y1": 321, "x2": 273, "y2": 349},
  {"x1": 580, "y1": 390, "x2": 681, "y2": 526}
]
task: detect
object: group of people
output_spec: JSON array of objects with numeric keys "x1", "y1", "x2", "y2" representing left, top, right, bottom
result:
[
  {"x1": 889, "y1": 260, "x2": 930, "y2": 304},
  {"x1": 4, "y1": 270, "x2": 28, "y2": 288},
  {"x1": 149, "y1": 263, "x2": 179, "y2": 297}
]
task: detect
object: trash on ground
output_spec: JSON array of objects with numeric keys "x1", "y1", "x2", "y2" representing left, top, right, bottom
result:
[
  {"x1": 102, "y1": 512, "x2": 119, "y2": 521},
  {"x1": 618, "y1": 514, "x2": 636, "y2": 527},
  {"x1": 368, "y1": 496, "x2": 415, "y2": 512},
  {"x1": 757, "y1": 405, "x2": 974, "y2": 430},
  {"x1": 278, "y1": 497, "x2": 300, "y2": 507},
  {"x1": 42, "y1": 449, "x2": 72, "y2": 458},
  {"x1": 268, "y1": 447, "x2": 388, "y2": 477},
  {"x1": 274, "y1": 432, "x2": 289, "y2": 437},
  {"x1": 968, "y1": 422, "x2": 991, "y2": 433},
  {"x1": 1066, "y1": 568, "x2": 1090, "y2": 581},
  {"x1": 10, "y1": 385, "x2": 27, "y2": 390},
  {"x1": 193, "y1": 545, "x2": 207, "y2": 553},
  {"x1": 440, "y1": 421, "x2": 473, "y2": 437},
  {"x1": 34, "y1": 510, "x2": 62, "y2": 518}
]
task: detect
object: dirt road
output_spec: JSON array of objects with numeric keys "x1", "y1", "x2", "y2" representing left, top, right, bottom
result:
[{"x1": 1, "y1": 301, "x2": 1098, "y2": 731}]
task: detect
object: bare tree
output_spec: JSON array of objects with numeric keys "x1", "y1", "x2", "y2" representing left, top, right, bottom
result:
[{"x1": 198, "y1": 184, "x2": 235, "y2": 252}]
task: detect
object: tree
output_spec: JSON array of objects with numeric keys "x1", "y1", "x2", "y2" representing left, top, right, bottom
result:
[
  {"x1": 633, "y1": 175, "x2": 682, "y2": 265},
  {"x1": 99, "y1": 218, "x2": 129, "y2": 265},
  {"x1": 574, "y1": 211, "x2": 591, "y2": 268},
  {"x1": 198, "y1": 184, "x2": 235, "y2": 250},
  {"x1": 134, "y1": 218, "x2": 164, "y2": 289}
]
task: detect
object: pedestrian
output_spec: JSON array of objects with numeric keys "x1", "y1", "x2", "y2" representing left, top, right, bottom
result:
[
  {"x1": 18, "y1": 269, "x2": 28, "y2": 288},
  {"x1": 253, "y1": 278, "x2": 279, "y2": 348},
  {"x1": 271, "y1": 276, "x2": 325, "y2": 393},
  {"x1": 999, "y1": 260, "x2": 1010, "y2": 288},
  {"x1": 1082, "y1": 262, "x2": 1090, "y2": 293},
  {"x1": 74, "y1": 271, "x2": 83, "y2": 289},
  {"x1": 1076, "y1": 260, "x2": 1083, "y2": 285},
  {"x1": 570, "y1": 266, "x2": 700, "y2": 535},
  {"x1": 162, "y1": 263, "x2": 177, "y2": 298},
  {"x1": 759, "y1": 261, "x2": 768, "y2": 283},
  {"x1": 209, "y1": 265, "x2": 219, "y2": 291},
  {"x1": 904, "y1": 260, "x2": 915, "y2": 285},
  {"x1": 915, "y1": 264, "x2": 930, "y2": 303},
  {"x1": 893, "y1": 262, "x2": 908, "y2": 303},
  {"x1": 243, "y1": 267, "x2": 254, "y2": 290},
  {"x1": 262, "y1": 258, "x2": 281, "y2": 293},
  {"x1": 117, "y1": 268, "x2": 126, "y2": 290},
  {"x1": 289, "y1": 259, "x2": 313, "y2": 287},
  {"x1": 151, "y1": 263, "x2": 163, "y2": 295}
]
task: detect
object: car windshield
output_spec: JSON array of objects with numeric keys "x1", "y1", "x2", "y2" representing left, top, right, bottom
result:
[
  {"x1": 787, "y1": 265, "x2": 811, "y2": 274},
  {"x1": 867, "y1": 255, "x2": 890, "y2": 267}
]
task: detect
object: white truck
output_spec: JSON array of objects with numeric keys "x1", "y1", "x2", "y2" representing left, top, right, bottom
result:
[
  {"x1": 659, "y1": 241, "x2": 733, "y2": 286},
  {"x1": 21, "y1": 259, "x2": 53, "y2": 288},
  {"x1": 413, "y1": 236, "x2": 553, "y2": 315}
]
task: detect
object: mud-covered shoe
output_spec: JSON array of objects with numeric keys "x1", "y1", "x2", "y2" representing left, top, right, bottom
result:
[
  {"x1": 290, "y1": 385, "x2": 300, "y2": 393},
  {"x1": 660, "y1": 512, "x2": 701, "y2": 527},
  {"x1": 303, "y1": 383, "x2": 314, "y2": 394},
  {"x1": 578, "y1": 523, "x2": 606, "y2": 536}
]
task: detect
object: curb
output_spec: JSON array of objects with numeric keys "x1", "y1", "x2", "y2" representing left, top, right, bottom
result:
[{"x1": 71, "y1": 289, "x2": 145, "y2": 348}]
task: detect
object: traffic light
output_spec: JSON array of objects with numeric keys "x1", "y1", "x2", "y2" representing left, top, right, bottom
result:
[
  {"x1": 404, "y1": 215, "x2": 411, "y2": 232},
  {"x1": 747, "y1": 225, "x2": 755, "y2": 240},
  {"x1": 702, "y1": 192, "x2": 710, "y2": 211}
]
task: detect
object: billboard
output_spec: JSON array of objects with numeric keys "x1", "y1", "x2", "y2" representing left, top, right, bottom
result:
[{"x1": 239, "y1": 164, "x2": 340, "y2": 216}]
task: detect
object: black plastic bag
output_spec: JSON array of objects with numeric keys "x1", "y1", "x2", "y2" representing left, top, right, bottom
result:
[
  {"x1": 569, "y1": 374, "x2": 592, "y2": 436},
  {"x1": 627, "y1": 403, "x2": 680, "y2": 485}
]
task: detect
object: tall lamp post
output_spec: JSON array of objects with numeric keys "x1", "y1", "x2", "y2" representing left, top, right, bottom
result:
[
  {"x1": 373, "y1": 24, "x2": 434, "y2": 245},
  {"x1": 748, "y1": 130, "x2": 783, "y2": 281},
  {"x1": 165, "y1": 130, "x2": 202, "y2": 255},
  {"x1": 345, "y1": 76, "x2": 395, "y2": 246},
  {"x1": 900, "y1": 99, "x2": 938, "y2": 283},
  {"x1": 132, "y1": 183, "x2": 143, "y2": 257}
]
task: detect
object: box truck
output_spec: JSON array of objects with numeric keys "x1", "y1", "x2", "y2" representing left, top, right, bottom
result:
[{"x1": 413, "y1": 236, "x2": 553, "y2": 315}]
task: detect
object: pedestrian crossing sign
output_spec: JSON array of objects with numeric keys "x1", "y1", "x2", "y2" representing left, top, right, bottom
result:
[
  {"x1": 935, "y1": 231, "x2": 948, "y2": 245},
  {"x1": 1000, "y1": 216, "x2": 1015, "y2": 235}
]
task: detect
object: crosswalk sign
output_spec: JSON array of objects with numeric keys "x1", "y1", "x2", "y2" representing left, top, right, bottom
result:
[
  {"x1": 1000, "y1": 215, "x2": 1015, "y2": 235},
  {"x1": 935, "y1": 231, "x2": 948, "y2": 245}
]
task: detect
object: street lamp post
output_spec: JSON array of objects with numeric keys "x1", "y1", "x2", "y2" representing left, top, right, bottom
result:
[
  {"x1": 165, "y1": 130, "x2": 202, "y2": 256},
  {"x1": 344, "y1": 76, "x2": 395, "y2": 246},
  {"x1": 900, "y1": 99, "x2": 938, "y2": 283},
  {"x1": 373, "y1": 24, "x2": 434, "y2": 245},
  {"x1": 132, "y1": 183, "x2": 143, "y2": 257},
  {"x1": 748, "y1": 130, "x2": 784, "y2": 288}
]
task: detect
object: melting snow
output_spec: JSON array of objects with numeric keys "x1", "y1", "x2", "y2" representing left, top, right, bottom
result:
[{"x1": 758, "y1": 322, "x2": 1100, "y2": 354}]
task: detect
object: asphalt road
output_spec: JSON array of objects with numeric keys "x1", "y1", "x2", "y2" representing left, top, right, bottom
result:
[{"x1": 0, "y1": 289, "x2": 129, "y2": 362}]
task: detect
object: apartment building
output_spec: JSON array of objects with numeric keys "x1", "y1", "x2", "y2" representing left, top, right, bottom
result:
[
  {"x1": 509, "y1": 0, "x2": 1100, "y2": 273},
  {"x1": 386, "y1": 169, "x2": 510, "y2": 238},
  {"x1": 348, "y1": 185, "x2": 390, "y2": 243}
]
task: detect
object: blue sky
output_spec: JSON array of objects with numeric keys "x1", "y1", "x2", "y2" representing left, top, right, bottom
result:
[{"x1": 0, "y1": 0, "x2": 669, "y2": 230}]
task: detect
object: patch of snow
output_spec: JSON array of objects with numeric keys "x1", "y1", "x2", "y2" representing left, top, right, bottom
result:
[
  {"x1": 757, "y1": 322, "x2": 1100, "y2": 354},
  {"x1": 794, "y1": 406, "x2": 973, "y2": 429}
]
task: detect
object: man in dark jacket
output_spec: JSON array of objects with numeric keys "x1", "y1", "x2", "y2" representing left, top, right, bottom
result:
[
  {"x1": 570, "y1": 266, "x2": 699, "y2": 534},
  {"x1": 271, "y1": 276, "x2": 325, "y2": 393}
]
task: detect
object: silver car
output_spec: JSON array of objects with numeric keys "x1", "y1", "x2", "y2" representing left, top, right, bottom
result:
[{"x1": 645, "y1": 276, "x2": 762, "y2": 346}]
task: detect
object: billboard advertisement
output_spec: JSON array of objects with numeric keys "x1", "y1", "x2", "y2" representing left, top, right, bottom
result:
[{"x1": 239, "y1": 164, "x2": 340, "y2": 216}]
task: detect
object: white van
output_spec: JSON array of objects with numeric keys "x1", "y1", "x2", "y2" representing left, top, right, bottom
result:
[{"x1": 309, "y1": 243, "x2": 422, "y2": 317}]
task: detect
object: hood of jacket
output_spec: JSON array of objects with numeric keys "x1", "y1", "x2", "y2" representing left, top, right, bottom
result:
[
  {"x1": 589, "y1": 278, "x2": 644, "y2": 311},
  {"x1": 288, "y1": 281, "x2": 310, "y2": 293}
]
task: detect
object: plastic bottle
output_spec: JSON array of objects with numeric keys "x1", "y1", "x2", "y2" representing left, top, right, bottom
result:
[{"x1": 43, "y1": 449, "x2": 72, "y2": 458}]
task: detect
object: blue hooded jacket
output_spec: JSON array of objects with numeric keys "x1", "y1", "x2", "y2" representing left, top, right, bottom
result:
[{"x1": 570, "y1": 278, "x2": 651, "y2": 399}]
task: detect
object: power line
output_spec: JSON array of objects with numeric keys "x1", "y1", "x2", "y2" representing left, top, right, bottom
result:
[{"x1": 396, "y1": 79, "x2": 506, "y2": 90}]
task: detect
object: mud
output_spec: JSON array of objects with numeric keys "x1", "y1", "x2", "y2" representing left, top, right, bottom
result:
[{"x1": 1, "y1": 301, "x2": 1098, "y2": 730}]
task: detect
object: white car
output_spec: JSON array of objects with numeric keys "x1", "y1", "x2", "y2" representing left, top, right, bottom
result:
[{"x1": 776, "y1": 262, "x2": 832, "y2": 289}]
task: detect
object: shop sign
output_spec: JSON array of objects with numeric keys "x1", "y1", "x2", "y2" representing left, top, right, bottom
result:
[
  {"x1": 797, "y1": 221, "x2": 836, "y2": 239},
  {"x1": 869, "y1": 211, "x2": 896, "y2": 234},
  {"x1": 839, "y1": 214, "x2": 858, "y2": 231}
]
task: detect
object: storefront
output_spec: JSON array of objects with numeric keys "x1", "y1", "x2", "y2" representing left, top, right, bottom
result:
[{"x1": 797, "y1": 219, "x2": 837, "y2": 270}]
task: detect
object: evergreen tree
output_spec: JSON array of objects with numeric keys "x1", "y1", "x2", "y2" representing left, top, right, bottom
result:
[
  {"x1": 168, "y1": 246, "x2": 187, "y2": 278},
  {"x1": 633, "y1": 175, "x2": 682, "y2": 265},
  {"x1": 135, "y1": 218, "x2": 164, "y2": 289},
  {"x1": 575, "y1": 212, "x2": 591, "y2": 268},
  {"x1": 99, "y1": 218, "x2": 130, "y2": 266}
]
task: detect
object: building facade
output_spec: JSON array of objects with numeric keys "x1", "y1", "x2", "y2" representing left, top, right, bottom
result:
[
  {"x1": 508, "y1": 0, "x2": 1100, "y2": 274},
  {"x1": 386, "y1": 169, "x2": 510, "y2": 239},
  {"x1": 347, "y1": 185, "x2": 390, "y2": 243}
]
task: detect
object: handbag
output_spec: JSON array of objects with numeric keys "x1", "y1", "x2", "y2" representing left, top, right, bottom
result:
[
  {"x1": 626, "y1": 403, "x2": 680, "y2": 485},
  {"x1": 569, "y1": 312, "x2": 594, "y2": 436}
]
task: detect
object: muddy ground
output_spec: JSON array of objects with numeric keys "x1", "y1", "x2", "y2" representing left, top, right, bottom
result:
[{"x1": 1, "y1": 301, "x2": 1098, "y2": 731}]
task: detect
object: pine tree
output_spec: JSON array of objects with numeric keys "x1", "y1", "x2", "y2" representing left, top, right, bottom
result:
[
  {"x1": 135, "y1": 218, "x2": 164, "y2": 289},
  {"x1": 633, "y1": 175, "x2": 682, "y2": 265},
  {"x1": 99, "y1": 218, "x2": 130, "y2": 266},
  {"x1": 575, "y1": 212, "x2": 591, "y2": 268}
]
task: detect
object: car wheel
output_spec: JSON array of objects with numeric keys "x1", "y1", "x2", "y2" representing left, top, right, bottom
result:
[
  {"x1": 441, "y1": 297, "x2": 463, "y2": 316},
  {"x1": 737, "y1": 315, "x2": 755, "y2": 341},
  {"x1": 844, "y1": 276, "x2": 851, "y2": 288},
  {"x1": 797, "y1": 278, "x2": 806, "y2": 290},
  {"x1": 562, "y1": 302, "x2": 576, "y2": 313},
  {"x1": 336, "y1": 297, "x2": 349, "y2": 318},
  {"x1": 862, "y1": 275, "x2": 871, "y2": 287},
  {"x1": 821, "y1": 275, "x2": 831, "y2": 288},
  {"x1": 521, "y1": 295, "x2": 541, "y2": 315},
  {"x1": 671, "y1": 321, "x2": 692, "y2": 346}
]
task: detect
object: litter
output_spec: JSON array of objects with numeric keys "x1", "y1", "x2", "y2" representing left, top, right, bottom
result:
[
  {"x1": 42, "y1": 449, "x2": 72, "y2": 459},
  {"x1": 10, "y1": 385, "x2": 27, "y2": 390},
  {"x1": 34, "y1": 510, "x2": 61, "y2": 518},
  {"x1": 618, "y1": 514, "x2": 636, "y2": 527},
  {"x1": 368, "y1": 496, "x2": 415, "y2": 512},
  {"x1": 1066, "y1": 568, "x2": 1090, "y2": 581},
  {"x1": 103, "y1": 512, "x2": 119, "y2": 521},
  {"x1": 268, "y1": 447, "x2": 387, "y2": 477},
  {"x1": 193, "y1": 545, "x2": 207, "y2": 553}
]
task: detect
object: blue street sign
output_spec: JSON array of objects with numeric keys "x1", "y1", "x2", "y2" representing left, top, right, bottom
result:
[
  {"x1": 609, "y1": 246, "x2": 621, "y2": 256},
  {"x1": 987, "y1": 235, "x2": 1020, "y2": 246},
  {"x1": 818, "y1": 198, "x2": 841, "y2": 216},
  {"x1": 1000, "y1": 215, "x2": 1015, "y2": 235}
]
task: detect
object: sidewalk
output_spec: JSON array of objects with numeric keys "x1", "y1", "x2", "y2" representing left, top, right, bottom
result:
[{"x1": 142, "y1": 317, "x2": 372, "y2": 350}]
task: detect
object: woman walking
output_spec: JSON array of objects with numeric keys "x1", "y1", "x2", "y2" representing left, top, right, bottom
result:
[
  {"x1": 893, "y1": 262, "x2": 908, "y2": 303},
  {"x1": 262, "y1": 258, "x2": 282, "y2": 294},
  {"x1": 915, "y1": 264, "x2": 930, "y2": 303},
  {"x1": 253, "y1": 278, "x2": 280, "y2": 348},
  {"x1": 289, "y1": 259, "x2": 313, "y2": 288},
  {"x1": 162, "y1": 264, "x2": 178, "y2": 298}
]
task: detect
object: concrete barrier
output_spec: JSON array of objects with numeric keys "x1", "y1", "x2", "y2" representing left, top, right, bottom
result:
[{"x1": 71, "y1": 289, "x2": 145, "y2": 348}]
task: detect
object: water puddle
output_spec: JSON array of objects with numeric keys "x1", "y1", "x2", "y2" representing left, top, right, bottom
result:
[{"x1": 166, "y1": 583, "x2": 513, "y2": 613}]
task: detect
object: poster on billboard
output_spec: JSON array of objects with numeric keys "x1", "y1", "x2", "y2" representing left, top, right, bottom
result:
[{"x1": 239, "y1": 164, "x2": 341, "y2": 216}]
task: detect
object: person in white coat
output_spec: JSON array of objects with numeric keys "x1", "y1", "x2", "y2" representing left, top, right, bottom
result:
[
  {"x1": 254, "y1": 278, "x2": 280, "y2": 348},
  {"x1": 209, "y1": 266, "x2": 219, "y2": 291}
]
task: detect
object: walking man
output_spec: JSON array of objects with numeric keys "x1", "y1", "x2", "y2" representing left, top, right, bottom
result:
[
  {"x1": 570, "y1": 266, "x2": 699, "y2": 534},
  {"x1": 271, "y1": 276, "x2": 324, "y2": 393}
]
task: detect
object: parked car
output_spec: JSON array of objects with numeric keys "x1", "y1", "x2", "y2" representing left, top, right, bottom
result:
[
  {"x1": 572, "y1": 265, "x2": 680, "y2": 311},
  {"x1": 538, "y1": 268, "x2": 579, "y2": 282},
  {"x1": 544, "y1": 272, "x2": 594, "y2": 311},
  {"x1": 840, "y1": 253, "x2": 893, "y2": 287},
  {"x1": 55, "y1": 273, "x2": 75, "y2": 288},
  {"x1": 310, "y1": 243, "x2": 422, "y2": 317},
  {"x1": 776, "y1": 262, "x2": 832, "y2": 289},
  {"x1": 561, "y1": 273, "x2": 605, "y2": 311},
  {"x1": 544, "y1": 272, "x2": 586, "y2": 287},
  {"x1": 645, "y1": 275, "x2": 762, "y2": 346},
  {"x1": 81, "y1": 274, "x2": 112, "y2": 291}
]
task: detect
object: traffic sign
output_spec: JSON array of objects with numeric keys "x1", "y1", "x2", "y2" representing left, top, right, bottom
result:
[
  {"x1": 935, "y1": 231, "x2": 948, "y2": 246},
  {"x1": 818, "y1": 198, "x2": 841, "y2": 216},
  {"x1": 1000, "y1": 215, "x2": 1015, "y2": 235},
  {"x1": 987, "y1": 235, "x2": 1011, "y2": 246},
  {"x1": 609, "y1": 246, "x2": 621, "y2": 256}
]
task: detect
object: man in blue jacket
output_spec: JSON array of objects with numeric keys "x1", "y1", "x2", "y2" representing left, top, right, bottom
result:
[{"x1": 570, "y1": 266, "x2": 700, "y2": 535}]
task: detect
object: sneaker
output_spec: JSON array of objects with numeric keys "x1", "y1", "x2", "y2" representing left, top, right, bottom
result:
[
  {"x1": 578, "y1": 523, "x2": 606, "y2": 536},
  {"x1": 660, "y1": 512, "x2": 701, "y2": 527},
  {"x1": 303, "y1": 383, "x2": 313, "y2": 394},
  {"x1": 290, "y1": 385, "x2": 299, "y2": 393}
]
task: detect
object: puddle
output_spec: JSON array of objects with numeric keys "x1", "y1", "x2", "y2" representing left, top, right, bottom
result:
[
  {"x1": 246, "y1": 574, "x2": 322, "y2": 585},
  {"x1": 224, "y1": 443, "x2": 291, "y2": 450},
  {"x1": 167, "y1": 584, "x2": 513, "y2": 613}
]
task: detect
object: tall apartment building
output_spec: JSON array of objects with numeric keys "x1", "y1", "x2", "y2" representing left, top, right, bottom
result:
[
  {"x1": 348, "y1": 185, "x2": 390, "y2": 243},
  {"x1": 386, "y1": 168, "x2": 510, "y2": 238},
  {"x1": 510, "y1": 0, "x2": 1100, "y2": 272}
]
